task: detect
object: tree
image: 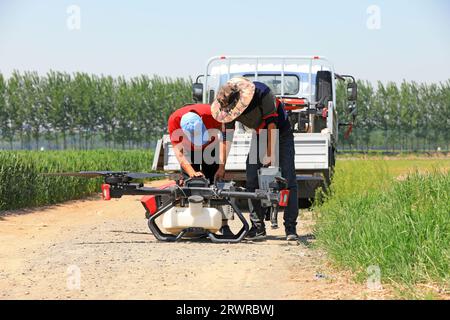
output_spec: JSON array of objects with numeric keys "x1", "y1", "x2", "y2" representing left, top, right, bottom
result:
[{"x1": 0, "y1": 70, "x2": 447, "y2": 152}]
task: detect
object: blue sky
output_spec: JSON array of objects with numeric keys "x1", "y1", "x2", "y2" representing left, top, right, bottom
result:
[{"x1": 0, "y1": 0, "x2": 449, "y2": 83}]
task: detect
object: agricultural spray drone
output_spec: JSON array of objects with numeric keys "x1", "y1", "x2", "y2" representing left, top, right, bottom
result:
[{"x1": 48, "y1": 171, "x2": 289, "y2": 243}]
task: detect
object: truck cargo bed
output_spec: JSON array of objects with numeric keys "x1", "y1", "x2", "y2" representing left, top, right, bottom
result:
[{"x1": 152, "y1": 133, "x2": 330, "y2": 172}]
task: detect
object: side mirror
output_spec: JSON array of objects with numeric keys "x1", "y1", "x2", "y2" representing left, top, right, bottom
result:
[
  {"x1": 347, "y1": 82, "x2": 358, "y2": 102},
  {"x1": 192, "y1": 83, "x2": 203, "y2": 103}
]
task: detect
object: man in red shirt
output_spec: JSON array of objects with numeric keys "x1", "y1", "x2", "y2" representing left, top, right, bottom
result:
[
  {"x1": 168, "y1": 104, "x2": 233, "y2": 236},
  {"x1": 168, "y1": 104, "x2": 222, "y2": 180}
]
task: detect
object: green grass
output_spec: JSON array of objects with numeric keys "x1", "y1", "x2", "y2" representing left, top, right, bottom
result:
[
  {"x1": 314, "y1": 158, "x2": 450, "y2": 296},
  {"x1": 0, "y1": 150, "x2": 153, "y2": 211}
]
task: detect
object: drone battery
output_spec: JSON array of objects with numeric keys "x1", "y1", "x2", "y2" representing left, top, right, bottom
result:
[
  {"x1": 211, "y1": 204, "x2": 234, "y2": 220},
  {"x1": 258, "y1": 167, "x2": 282, "y2": 207},
  {"x1": 141, "y1": 195, "x2": 159, "y2": 217},
  {"x1": 258, "y1": 167, "x2": 282, "y2": 189},
  {"x1": 141, "y1": 181, "x2": 176, "y2": 218}
]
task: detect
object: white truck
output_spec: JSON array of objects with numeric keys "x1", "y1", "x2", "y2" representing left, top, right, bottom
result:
[{"x1": 153, "y1": 56, "x2": 357, "y2": 207}]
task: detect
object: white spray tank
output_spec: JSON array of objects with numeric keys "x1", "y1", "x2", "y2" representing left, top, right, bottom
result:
[{"x1": 162, "y1": 195, "x2": 222, "y2": 235}]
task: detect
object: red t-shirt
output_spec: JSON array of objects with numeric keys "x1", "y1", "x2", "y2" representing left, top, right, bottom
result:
[{"x1": 168, "y1": 104, "x2": 222, "y2": 150}]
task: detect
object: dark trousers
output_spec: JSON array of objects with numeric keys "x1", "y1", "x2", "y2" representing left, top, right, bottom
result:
[{"x1": 246, "y1": 126, "x2": 298, "y2": 232}]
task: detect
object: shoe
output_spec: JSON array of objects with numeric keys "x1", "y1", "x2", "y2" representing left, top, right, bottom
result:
[
  {"x1": 246, "y1": 226, "x2": 267, "y2": 241},
  {"x1": 286, "y1": 233, "x2": 298, "y2": 241},
  {"x1": 286, "y1": 226, "x2": 298, "y2": 241},
  {"x1": 219, "y1": 225, "x2": 235, "y2": 238}
]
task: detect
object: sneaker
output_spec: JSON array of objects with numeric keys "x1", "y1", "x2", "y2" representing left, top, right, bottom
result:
[
  {"x1": 286, "y1": 226, "x2": 298, "y2": 241},
  {"x1": 286, "y1": 233, "x2": 298, "y2": 241},
  {"x1": 219, "y1": 225, "x2": 235, "y2": 238},
  {"x1": 246, "y1": 226, "x2": 267, "y2": 241}
]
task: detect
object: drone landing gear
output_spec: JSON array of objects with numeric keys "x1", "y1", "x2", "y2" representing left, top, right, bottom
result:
[
  {"x1": 264, "y1": 207, "x2": 279, "y2": 229},
  {"x1": 147, "y1": 199, "x2": 250, "y2": 243}
]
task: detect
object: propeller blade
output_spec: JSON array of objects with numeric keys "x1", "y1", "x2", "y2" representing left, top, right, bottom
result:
[
  {"x1": 42, "y1": 172, "x2": 105, "y2": 178},
  {"x1": 126, "y1": 172, "x2": 162, "y2": 179},
  {"x1": 80, "y1": 171, "x2": 127, "y2": 176},
  {"x1": 126, "y1": 172, "x2": 181, "y2": 180},
  {"x1": 42, "y1": 171, "x2": 181, "y2": 180}
]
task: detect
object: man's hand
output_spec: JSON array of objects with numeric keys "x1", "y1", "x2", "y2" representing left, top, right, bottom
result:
[
  {"x1": 214, "y1": 165, "x2": 226, "y2": 182},
  {"x1": 173, "y1": 144, "x2": 204, "y2": 179},
  {"x1": 189, "y1": 171, "x2": 205, "y2": 178},
  {"x1": 262, "y1": 157, "x2": 272, "y2": 167}
]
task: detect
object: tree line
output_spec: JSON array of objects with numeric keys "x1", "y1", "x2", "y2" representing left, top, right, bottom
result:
[
  {"x1": 337, "y1": 79, "x2": 449, "y2": 152},
  {"x1": 0, "y1": 71, "x2": 448, "y2": 151},
  {"x1": 0, "y1": 71, "x2": 191, "y2": 149}
]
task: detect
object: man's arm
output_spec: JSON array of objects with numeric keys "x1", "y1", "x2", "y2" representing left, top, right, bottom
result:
[
  {"x1": 173, "y1": 143, "x2": 204, "y2": 178},
  {"x1": 215, "y1": 124, "x2": 234, "y2": 181},
  {"x1": 261, "y1": 92, "x2": 279, "y2": 166},
  {"x1": 265, "y1": 122, "x2": 277, "y2": 166}
]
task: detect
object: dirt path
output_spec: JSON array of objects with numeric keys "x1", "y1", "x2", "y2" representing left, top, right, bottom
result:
[{"x1": 0, "y1": 181, "x2": 389, "y2": 300}]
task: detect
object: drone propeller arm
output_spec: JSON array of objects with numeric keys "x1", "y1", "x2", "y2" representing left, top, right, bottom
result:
[
  {"x1": 48, "y1": 170, "x2": 281, "y2": 204},
  {"x1": 107, "y1": 182, "x2": 278, "y2": 204},
  {"x1": 108, "y1": 183, "x2": 175, "y2": 198}
]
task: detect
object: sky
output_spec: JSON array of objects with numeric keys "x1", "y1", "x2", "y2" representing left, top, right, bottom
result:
[{"x1": 0, "y1": 0, "x2": 449, "y2": 84}]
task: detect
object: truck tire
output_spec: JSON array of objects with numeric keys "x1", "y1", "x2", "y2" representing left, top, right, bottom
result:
[
  {"x1": 325, "y1": 146, "x2": 336, "y2": 186},
  {"x1": 298, "y1": 198, "x2": 313, "y2": 209}
]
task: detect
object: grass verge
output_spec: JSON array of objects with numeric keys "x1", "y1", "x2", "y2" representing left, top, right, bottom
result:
[{"x1": 314, "y1": 158, "x2": 449, "y2": 298}]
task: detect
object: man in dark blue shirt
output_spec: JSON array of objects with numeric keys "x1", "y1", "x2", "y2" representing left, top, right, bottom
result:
[{"x1": 211, "y1": 77, "x2": 299, "y2": 241}]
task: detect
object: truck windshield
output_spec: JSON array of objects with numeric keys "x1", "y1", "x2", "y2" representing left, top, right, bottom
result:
[{"x1": 244, "y1": 74, "x2": 299, "y2": 95}]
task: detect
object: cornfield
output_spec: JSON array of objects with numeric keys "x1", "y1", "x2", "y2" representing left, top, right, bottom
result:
[
  {"x1": 0, "y1": 71, "x2": 191, "y2": 150},
  {"x1": 0, "y1": 150, "x2": 153, "y2": 211},
  {"x1": 336, "y1": 80, "x2": 450, "y2": 152},
  {"x1": 0, "y1": 71, "x2": 449, "y2": 151}
]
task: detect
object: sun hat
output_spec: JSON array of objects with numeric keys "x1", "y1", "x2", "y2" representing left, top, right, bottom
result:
[
  {"x1": 211, "y1": 77, "x2": 255, "y2": 123},
  {"x1": 180, "y1": 112, "x2": 209, "y2": 146}
]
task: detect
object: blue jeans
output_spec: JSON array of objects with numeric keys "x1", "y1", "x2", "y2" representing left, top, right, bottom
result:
[{"x1": 246, "y1": 125, "x2": 298, "y2": 232}]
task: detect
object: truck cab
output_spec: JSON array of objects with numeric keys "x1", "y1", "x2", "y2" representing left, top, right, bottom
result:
[{"x1": 153, "y1": 56, "x2": 357, "y2": 207}]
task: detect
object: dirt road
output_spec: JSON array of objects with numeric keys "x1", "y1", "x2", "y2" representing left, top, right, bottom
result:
[{"x1": 0, "y1": 181, "x2": 389, "y2": 300}]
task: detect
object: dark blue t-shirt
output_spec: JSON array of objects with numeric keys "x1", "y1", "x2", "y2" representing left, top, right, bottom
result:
[
  {"x1": 249, "y1": 82, "x2": 290, "y2": 132},
  {"x1": 223, "y1": 81, "x2": 290, "y2": 139}
]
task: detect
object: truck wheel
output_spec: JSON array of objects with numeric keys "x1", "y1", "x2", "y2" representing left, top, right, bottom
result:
[
  {"x1": 324, "y1": 169, "x2": 332, "y2": 187},
  {"x1": 298, "y1": 198, "x2": 313, "y2": 209},
  {"x1": 326, "y1": 146, "x2": 336, "y2": 185}
]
